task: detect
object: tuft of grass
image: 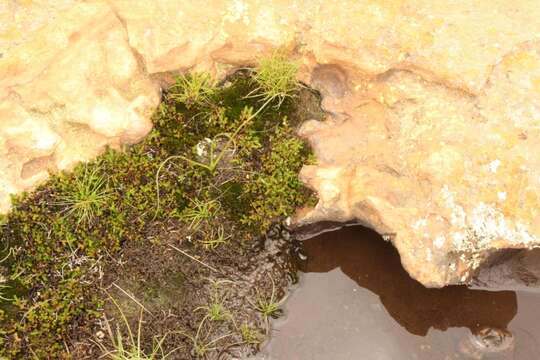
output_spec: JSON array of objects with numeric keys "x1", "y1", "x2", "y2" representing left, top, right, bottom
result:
[
  {"x1": 250, "y1": 275, "x2": 283, "y2": 332},
  {"x1": 96, "y1": 296, "x2": 177, "y2": 360},
  {"x1": 169, "y1": 72, "x2": 216, "y2": 109},
  {"x1": 55, "y1": 165, "x2": 111, "y2": 226},
  {"x1": 196, "y1": 301, "x2": 229, "y2": 322},
  {"x1": 180, "y1": 198, "x2": 221, "y2": 231},
  {"x1": 254, "y1": 290, "x2": 280, "y2": 320},
  {"x1": 179, "y1": 317, "x2": 232, "y2": 358},
  {"x1": 250, "y1": 51, "x2": 299, "y2": 107},
  {"x1": 195, "y1": 281, "x2": 231, "y2": 322},
  {"x1": 200, "y1": 225, "x2": 231, "y2": 250},
  {"x1": 239, "y1": 322, "x2": 262, "y2": 345}
]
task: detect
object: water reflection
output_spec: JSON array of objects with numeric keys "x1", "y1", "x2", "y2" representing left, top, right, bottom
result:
[
  {"x1": 261, "y1": 225, "x2": 540, "y2": 360},
  {"x1": 299, "y1": 225, "x2": 517, "y2": 336}
]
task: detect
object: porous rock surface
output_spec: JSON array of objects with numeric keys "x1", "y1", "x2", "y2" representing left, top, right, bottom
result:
[
  {"x1": 0, "y1": 1, "x2": 160, "y2": 213},
  {"x1": 3, "y1": 0, "x2": 540, "y2": 287}
]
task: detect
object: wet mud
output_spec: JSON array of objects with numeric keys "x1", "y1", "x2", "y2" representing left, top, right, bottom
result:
[
  {"x1": 70, "y1": 224, "x2": 299, "y2": 359},
  {"x1": 260, "y1": 226, "x2": 540, "y2": 360}
]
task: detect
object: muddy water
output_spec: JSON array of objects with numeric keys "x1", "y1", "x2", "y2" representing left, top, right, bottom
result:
[{"x1": 258, "y1": 226, "x2": 540, "y2": 360}]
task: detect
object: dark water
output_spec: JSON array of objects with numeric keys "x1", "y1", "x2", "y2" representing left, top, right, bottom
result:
[{"x1": 258, "y1": 226, "x2": 540, "y2": 360}]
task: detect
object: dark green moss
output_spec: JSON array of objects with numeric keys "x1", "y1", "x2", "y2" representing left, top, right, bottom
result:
[{"x1": 0, "y1": 71, "x2": 319, "y2": 358}]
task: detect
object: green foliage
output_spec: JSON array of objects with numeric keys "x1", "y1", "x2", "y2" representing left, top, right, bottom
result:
[
  {"x1": 195, "y1": 281, "x2": 231, "y2": 322},
  {"x1": 0, "y1": 54, "x2": 317, "y2": 358},
  {"x1": 55, "y1": 165, "x2": 111, "y2": 226},
  {"x1": 0, "y1": 165, "x2": 126, "y2": 357},
  {"x1": 239, "y1": 119, "x2": 312, "y2": 232},
  {"x1": 251, "y1": 51, "x2": 299, "y2": 107},
  {"x1": 251, "y1": 275, "x2": 281, "y2": 324},
  {"x1": 168, "y1": 72, "x2": 216, "y2": 109},
  {"x1": 239, "y1": 322, "x2": 262, "y2": 345},
  {"x1": 97, "y1": 296, "x2": 176, "y2": 360},
  {"x1": 180, "y1": 198, "x2": 221, "y2": 231},
  {"x1": 178, "y1": 317, "x2": 232, "y2": 358}
]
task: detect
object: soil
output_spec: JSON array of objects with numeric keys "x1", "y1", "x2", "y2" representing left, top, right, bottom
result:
[{"x1": 71, "y1": 223, "x2": 299, "y2": 359}]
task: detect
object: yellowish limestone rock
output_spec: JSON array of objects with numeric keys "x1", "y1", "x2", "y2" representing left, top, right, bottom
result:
[{"x1": 0, "y1": 1, "x2": 160, "y2": 212}]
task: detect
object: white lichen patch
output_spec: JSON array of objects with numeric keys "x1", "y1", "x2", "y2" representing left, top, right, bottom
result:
[
  {"x1": 440, "y1": 185, "x2": 537, "y2": 269},
  {"x1": 315, "y1": 167, "x2": 343, "y2": 202},
  {"x1": 469, "y1": 202, "x2": 535, "y2": 247},
  {"x1": 253, "y1": 8, "x2": 288, "y2": 42},
  {"x1": 441, "y1": 185, "x2": 466, "y2": 228},
  {"x1": 382, "y1": 233, "x2": 393, "y2": 241},
  {"x1": 487, "y1": 159, "x2": 501, "y2": 173},
  {"x1": 412, "y1": 218, "x2": 427, "y2": 230},
  {"x1": 195, "y1": 138, "x2": 213, "y2": 157},
  {"x1": 225, "y1": 0, "x2": 250, "y2": 24},
  {"x1": 452, "y1": 231, "x2": 467, "y2": 248},
  {"x1": 434, "y1": 235, "x2": 446, "y2": 249},
  {"x1": 426, "y1": 248, "x2": 433, "y2": 262}
]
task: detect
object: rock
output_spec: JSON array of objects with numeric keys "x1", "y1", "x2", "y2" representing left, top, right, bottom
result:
[
  {"x1": 472, "y1": 248, "x2": 540, "y2": 292},
  {"x1": 3, "y1": 0, "x2": 540, "y2": 287},
  {"x1": 0, "y1": 1, "x2": 160, "y2": 212},
  {"x1": 297, "y1": 39, "x2": 540, "y2": 287}
]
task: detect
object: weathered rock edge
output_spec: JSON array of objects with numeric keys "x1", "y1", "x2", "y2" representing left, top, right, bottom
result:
[{"x1": 3, "y1": 0, "x2": 540, "y2": 288}]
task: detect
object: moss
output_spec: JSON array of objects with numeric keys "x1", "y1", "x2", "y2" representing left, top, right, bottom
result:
[
  {"x1": 238, "y1": 120, "x2": 314, "y2": 232},
  {"x1": 0, "y1": 60, "x2": 319, "y2": 358}
]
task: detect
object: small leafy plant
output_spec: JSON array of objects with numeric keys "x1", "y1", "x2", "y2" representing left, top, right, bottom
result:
[{"x1": 200, "y1": 225, "x2": 231, "y2": 250}]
